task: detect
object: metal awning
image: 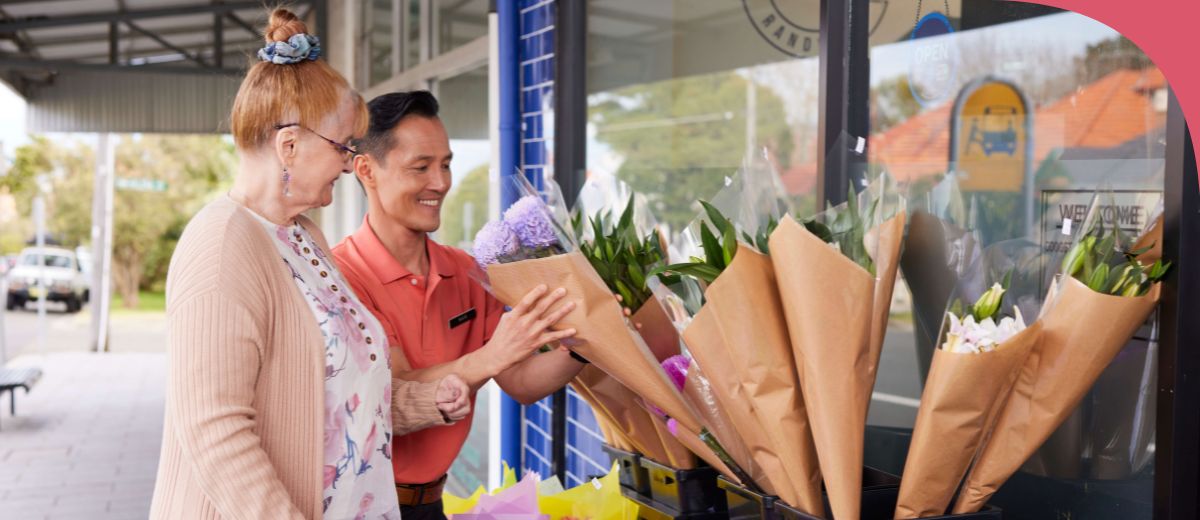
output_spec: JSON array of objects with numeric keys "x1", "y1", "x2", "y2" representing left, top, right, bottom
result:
[{"x1": 0, "y1": 0, "x2": 325, "y2": 133}]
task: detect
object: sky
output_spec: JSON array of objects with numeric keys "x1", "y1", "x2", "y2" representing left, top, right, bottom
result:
[{"x1": 0, "y1": 81, "x2": 28, "y2": 162}]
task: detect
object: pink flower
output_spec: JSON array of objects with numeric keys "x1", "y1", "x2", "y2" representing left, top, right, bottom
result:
[
  {"x1": 324, "y1": 394, "x2": 347, "y2": 462},
  {"x1": 363, "y1": 423, "x2": 379, "y2": 462},
  {"x1": 347, "y1": 394, "x2": 361, "y2": 414},
  {"x1": 355, "y1": 492, "x2": 375, "y2": 519},
  {"x1": 323, "y1": 465, "x2": 337, "y2": 489},
  {"x1": 275, "y1": 225, "x2": 303, "y2": 257},
  {"x1": 383, "y1": 382, "x2": 392, "y2": 409}
]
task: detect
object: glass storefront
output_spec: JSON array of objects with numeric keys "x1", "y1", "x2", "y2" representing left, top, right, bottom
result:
[
  {"x1": 344, "y1": 1, "x2": 1191, "y2": 514},
  {"x1": 363, "y1": 0, "x2": 491, "y2": 88},
  {"x1": 575, "y1": 1, "x2": 1174, "y2": 518},
  {"x1": 585, "y1": 0, "x2": 822, "y2": 235},
  {"x1": 866, "y1": 3, "x2": 1163, "y2": 518}
]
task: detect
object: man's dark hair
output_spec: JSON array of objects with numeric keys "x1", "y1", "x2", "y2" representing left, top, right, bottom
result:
[{"x1": 356, "y1": 90, "x2": 440, "y2": 165}]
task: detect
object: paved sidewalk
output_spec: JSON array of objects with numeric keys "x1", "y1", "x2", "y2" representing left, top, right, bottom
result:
[{"x1": 0, "y1": 352, "x2": 166, "y2": 519}]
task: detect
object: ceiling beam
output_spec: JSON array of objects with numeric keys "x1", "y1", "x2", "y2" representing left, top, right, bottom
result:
[
  {"x1": 69, "y1": 37, "x2": 260, "y2": 63},
  {"x1": 0, "y1": 1, "x2": 314, "y2": 32},
  {"x1": 0, "y1": 56, "x2": 242, "y2": 75},
  {"x1": 225, "y1": 12, "x2": 261, "y2": 40},
  {"x1": 125, "y1": 20, "x2": 208, "y2": 67}
]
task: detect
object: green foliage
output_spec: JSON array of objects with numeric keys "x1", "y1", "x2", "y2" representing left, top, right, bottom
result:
[
  {"x1": 1061, "y1": 219, "x2": 1170, "y2": 297},
  {"x1": 649, "y1": 201, "x2": 778, "y2": 288},
  {"x1": 6, "y1": 134, "x2": 235, "y2": 308},
  {"x1": 575, "y1": 193, "x2": 669, "y2": 310},
  {"x1": 802, "y1": 180, "x2": 881, "y2": 276},
  {"x1": 872, "y1": 76, "x2": 923, "y2": 134},
  {"x1": 590, "y1": 72, "x2": 795, "y2": 232}
]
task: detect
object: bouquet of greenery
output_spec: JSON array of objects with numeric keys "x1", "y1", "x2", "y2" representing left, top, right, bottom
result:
[
  {"x1": 648, "y1": 152, "x2": 824, "y2": 513},
  {"x1": 765, "y1": 155, "x2": 907, "y2": 520},
  {"x1": 561, "y1": 179, "x2": 703, "y2": 470}
]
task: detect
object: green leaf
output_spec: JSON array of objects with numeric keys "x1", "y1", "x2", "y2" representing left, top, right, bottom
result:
[
  {"x1": 803, "y1": 219, "x2": 834, "y2": 244},
  {"x1": 1087, "y1": 263, "x2": 1110, "y2": 292},
  {"x1": 700, "y1": 201, "x2": 733, "y2": 236},
  {"x1": 1127, "y1": 244, "x2": 1154, "y2": 257},
  {"x1": 1104, "y1": 263, "x2": 1129, "y2": 294},
  {"x1": 721, "y1": 224, "x2": 738, "y2": 267},
  {"x1": 653, "y1": 262, "x2": 723, "y2": 285},
  {"x1": 627, "y1": 263, "x2": 646, "y2": 292},
  {"x1": 700, "y1": 222, "x2": 724, "y2": 271},
  {"x1": 614, "y1": 279, "x2": 636, "y2": 310},
  {"x1": 618, "y1": 193, "x2": 635, "y2": 233}
]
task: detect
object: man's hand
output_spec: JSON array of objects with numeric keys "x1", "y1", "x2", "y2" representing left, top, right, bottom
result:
[
  {"x1": 481, "y1": 284, "x2": 577, "y2": 376},
  {"x1": 435, "y1": 374, "x2": 471, "y2": 423}
]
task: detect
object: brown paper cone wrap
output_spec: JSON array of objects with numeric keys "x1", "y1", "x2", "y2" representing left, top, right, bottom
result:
[
  {"x1": 700, "y1": 246, "x2": 823, "y2": 515},
  {"x1": 684, "y1": 308, "x2": 785, "y2": 498},
  {"x1": 488, "y1": 252, "x2": 703, "y2": 434},
  {"x1": 893, "y1": 321, "x2": 1042, "y2": 518},
  {"x1": 769, "y1": 215, "x2": 875, "y2": 520},
  {"x1": 573, "y1": 366, "x2": 673, "y2": 462},
  {"x1": 671, "y1": 421, "x2": 737, "y2": 479},
  {"x1": 648, "y1": 411, "x2": 698, "y2": 469},
  {"x1": 866, "y1": 215, "x2": 907, "y2": 391},
  {"x1": 683, "y1": 364, "x2": 760, "y2": 484},
  {"x1": 952, "y1": 277, "x2": 1162, "y2": 513},
  {"x1": 633, "y1": 298, "x2": 683, "y2": 362}
]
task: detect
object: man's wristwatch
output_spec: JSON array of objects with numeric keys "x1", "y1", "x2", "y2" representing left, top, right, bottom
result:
[{"x1": 569, "y1": 351, "x2": 589, "y2": 364}]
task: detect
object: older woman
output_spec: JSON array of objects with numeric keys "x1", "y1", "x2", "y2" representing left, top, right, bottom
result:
[{"x1": 149, "y1": 9, "x2": 498, "y2": 520}]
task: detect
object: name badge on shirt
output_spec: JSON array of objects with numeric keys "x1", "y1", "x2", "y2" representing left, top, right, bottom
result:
[{"x1": 449, "y1": 308, "x2": 477, "y2": 329}]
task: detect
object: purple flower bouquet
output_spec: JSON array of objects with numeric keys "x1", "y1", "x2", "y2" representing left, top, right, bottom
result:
[{"x1": 472, "y1": 178, "x2": 704, "y2": 438}]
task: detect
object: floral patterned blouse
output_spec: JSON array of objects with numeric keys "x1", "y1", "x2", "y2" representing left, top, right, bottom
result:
[{"x1": 251, "y1": 212, "x2": 400, "y2": 520}]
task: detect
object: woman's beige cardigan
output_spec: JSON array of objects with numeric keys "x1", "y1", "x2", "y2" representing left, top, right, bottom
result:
[{"x1": 150, "y1": 197, "x2": 445, "y2": 519}]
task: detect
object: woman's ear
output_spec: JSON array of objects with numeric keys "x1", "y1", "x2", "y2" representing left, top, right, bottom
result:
[{"x1": 274, "y1": 126, "x2": 299, "y2": 167}]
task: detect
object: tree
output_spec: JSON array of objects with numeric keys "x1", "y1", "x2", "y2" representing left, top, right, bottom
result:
[
  {"x1": 11, "y1": 134, "x2": 235, "y2": 308},
  {"x1": 439, "y1": 163, "x2": 489, "y2": 250},
  {"x1": 106, "y1": 135, "x2": 234, "y2": 307},
  {"x1": 872, "y1": 76, "x2": 923, "y2": 134},
  {"x1": 590, "y1": 71, "x2": 795, "y2": 232},
  {"x1": 1076, "y1": 36, "x2": 1153, "y2": 86}
]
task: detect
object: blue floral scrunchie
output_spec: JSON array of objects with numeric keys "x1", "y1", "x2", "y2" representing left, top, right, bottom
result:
[{"x1": 257, "y1": 33, "x2": 322, "y2": 65}]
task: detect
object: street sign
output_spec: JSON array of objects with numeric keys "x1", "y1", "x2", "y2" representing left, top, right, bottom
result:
[
  {"x1": 951, "y1": 80, "x2": 1031, "y2": 192},
  {"x1": 114, "y1": 178, "x2": 167, "y2": 192}
]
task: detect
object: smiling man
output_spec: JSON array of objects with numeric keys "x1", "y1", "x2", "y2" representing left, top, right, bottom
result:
[{"x1": 332, "y1": 91, "x2": 586, "y2": 520}]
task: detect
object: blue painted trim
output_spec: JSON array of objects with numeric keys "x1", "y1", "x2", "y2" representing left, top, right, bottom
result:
[{"x1": 497, "y1": 0, "x2": 523, "y2": 478}]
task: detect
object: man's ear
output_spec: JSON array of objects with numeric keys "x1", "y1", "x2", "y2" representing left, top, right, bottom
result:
[{"x1": 353, "y1": 154, "x2": 377, "y2": 190}]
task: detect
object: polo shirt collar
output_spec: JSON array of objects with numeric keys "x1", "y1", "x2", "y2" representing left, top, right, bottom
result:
[{"x1": 352, "y1": 215, "x2": 456, "y2": 285}]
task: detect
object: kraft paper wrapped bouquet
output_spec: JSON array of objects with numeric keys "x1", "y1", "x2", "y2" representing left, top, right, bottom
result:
[
  {"x1": 953, "y1": 193, "x2": 1170, "y2": 513},
  {"x1": 565, "y1": 178, "x2": 699, "y2": 469},
  {"x1": 895, "y1": 240, "x2": 1049, "y2": 518},
  {"x1": 766, "y1": 165, "x2": 907, "y2": 520},
  {"x1": 651, "y1": 153, "x2": 823, "y2": 514}
]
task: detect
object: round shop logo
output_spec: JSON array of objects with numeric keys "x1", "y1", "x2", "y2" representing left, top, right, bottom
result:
[
  {"x1": 908, "y1": 12, "x2": 959, "y2": 107},
  {"x1": 742, "y1": 0, "x2": 821, "y2": 58}
]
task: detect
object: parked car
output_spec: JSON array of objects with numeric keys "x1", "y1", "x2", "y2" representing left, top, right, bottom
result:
[{"x1": 5, "y1": 247, "x2": 91, "y2": 313}]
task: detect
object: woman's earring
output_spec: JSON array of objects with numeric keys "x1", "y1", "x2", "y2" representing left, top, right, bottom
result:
[{"x1": 282, "y1": 167, "x2": 292, "y2": 198}]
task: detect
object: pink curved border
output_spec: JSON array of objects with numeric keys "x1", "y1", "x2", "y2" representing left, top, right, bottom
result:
[{"x1": 1019, "y1": 0, "x2": 1199, "y2": 182}]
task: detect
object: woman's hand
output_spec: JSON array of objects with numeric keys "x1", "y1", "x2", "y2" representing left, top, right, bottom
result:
[{"x1": 435, "y1": 374, "x2": 471, "y2": 423}]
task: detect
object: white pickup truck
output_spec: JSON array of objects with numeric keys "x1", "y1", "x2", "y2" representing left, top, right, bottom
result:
[{"x1": 5, "y1": 247, "x2": 90, "y2": 313}]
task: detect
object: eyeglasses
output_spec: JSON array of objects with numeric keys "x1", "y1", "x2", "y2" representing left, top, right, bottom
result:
[{"x1": 274, "y1": 123, "x2": 357, "y2": 160}]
